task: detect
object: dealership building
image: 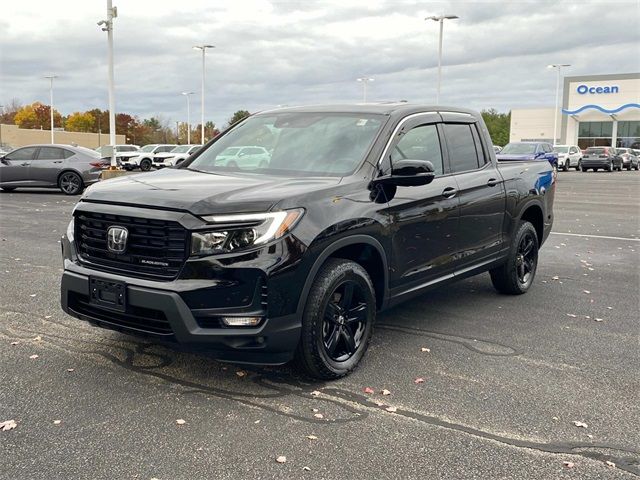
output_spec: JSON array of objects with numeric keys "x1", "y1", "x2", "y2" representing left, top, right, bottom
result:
[{"x1": 510, "y1": 73, "x2": 640, "y2": 149}]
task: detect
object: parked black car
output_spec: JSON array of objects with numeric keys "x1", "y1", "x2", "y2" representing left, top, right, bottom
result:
[
  {"x1": 60, "y1": 104, "x2": 555, "y2": 379},
  {"x1": 581, "y1": 146, "x2": 623, "y2": 172}
]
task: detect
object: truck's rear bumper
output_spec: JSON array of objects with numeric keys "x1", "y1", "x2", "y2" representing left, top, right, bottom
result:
[{"x1": 61, "y1": 270, "x2": 301, "y2": 365}]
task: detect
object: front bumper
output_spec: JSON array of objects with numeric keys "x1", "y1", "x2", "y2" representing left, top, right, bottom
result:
[{"x1": 59, "y1": 204, "x2": 309, "y2": 364}]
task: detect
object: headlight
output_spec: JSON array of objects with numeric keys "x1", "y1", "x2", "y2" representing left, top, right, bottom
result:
[{"x1": 191, "y1": 209, "x2": 304, "y2": 256}]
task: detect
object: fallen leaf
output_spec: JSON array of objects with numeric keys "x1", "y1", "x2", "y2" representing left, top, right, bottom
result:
[
  {"x1": 381, "y1": 389, "x2": 391, "y2": 396},
  {"x1": 302, "y1": 466, "x2": 311, "y2": 471},
  {"x1": 583, "y1": 290, "x2": 591, "y2": 294},
  {"x1": 587, "y1": 434, "x2": 593, "y2": 439},
  {"x1": 45, "y1": 315, "x2": 52, "y2": 319},
  {"x1": 1, "y1": 420, "x2": 17, "y2": 431},
  {"x1": 276, "y1": 456, "x2": 287, "y2": 464},
  {"x1": 363, "y1": 387, "x2": 374, "y2": 394},
  {"x1": 29, "y1": 354, "x2": 39, "y2": 359},
  {"x1": 385, "y1": 406, "x2": 397, "y2": 413},
  {"x1": 414, "y1": 377, "x2": 425, "y2": 384},
  {"x1": 10, "y1": 341, "x2": 19, "y2": 346},
  {"x1": 552, "y1": 275, "x2": 559, "y2": 280},
  {"x1": 310, "y1": 390, "x2": 321, "y2": 397},
  {"x1": 236, "y1": 370, "x2": 246, "y2": 377},
  {"x1": 607, "y1": 306, "x2": 612, "y2": 310},
  {"x1": 374, "y1": 401, "x2": 384, "y2": 406},
  {"x1": 67, "y1": 368, "x2": 74, "y2": 372},
  {"x1": 29, "y1": 294, "x2": 36, "y2": 297},
  {"x1": 33, "y1": 336, "x2": 42, "y2": 342},
  {"x1": 306, "y1": 435, "x2": 318, "y2": 440},
  {"x1": 313, "y1": 413, "x2": 324, "y2": 419},
  {"x1": 420, "y1": 347, "x2": 431, "y2": 353},
  {"x1": 605, "y1": 461, "x2": 616, "y2": 468},
  {"x1": 176, "y1": 419, "x2": 186, "y2": 425},
  {"x1": 595, "y1": 318, "x2": 603, "y2": 322},
  {"x1": 572, "y1": 420, "x2": 588, "y2": 428},
  {"x1": 563, "y1": 461, "x2": 575, "y2": 469},
  {"x1": 311, "y1": 408, "x2": 319, "y2": 413},
  {"x1": 566, "y1": 314, "x2": 577, "y2": 318},
  {"x1": 53, "y1": 420, "x2": 61, "y2": 425}
]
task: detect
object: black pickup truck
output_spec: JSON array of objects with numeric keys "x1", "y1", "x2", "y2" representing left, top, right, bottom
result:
[{"x1": 61, "y1": 104, "x2": 555, "y2": 379}]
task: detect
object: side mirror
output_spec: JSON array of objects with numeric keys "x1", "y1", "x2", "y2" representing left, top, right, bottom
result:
[
  {"x1": 373, "y1": 159, "x2": 436, "y2": 187},
  {"x1": 0, "y1": 157, "x2": 7, "y2": 165}
]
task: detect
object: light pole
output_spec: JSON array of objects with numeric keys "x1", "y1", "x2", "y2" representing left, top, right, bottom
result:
[
  {"x1": 548, "y1": 64, "x2": 571, "y2": 146},
  {"x1": 181, "y1": 91, "x2": 194, "y2": 144},
  {"x1": 193, "y1": 44, "x2": 214, "y2": 145},
  {"x1": 98, "y1": 0, "x2": 118, "y2": 168},
  {"x1": 425, "y1": 14, "x2": 458, "y2": 105},
  {"x1": 356, "y1": 77, "x2": 374, "y2": 103},
  {"x1": 44, "y1": 75, "x2": 58, "y2": 143}
]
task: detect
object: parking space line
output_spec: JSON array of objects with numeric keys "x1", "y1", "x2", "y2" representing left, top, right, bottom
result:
[{"x1": 551, "y1": 232, "x2": 640, "y2": 242}]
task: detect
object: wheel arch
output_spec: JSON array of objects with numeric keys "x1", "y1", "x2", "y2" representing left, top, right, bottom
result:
[
  {"x1": 519, "y1": 202, "x2": 544, "y2": 245},
  {"x1": 56, "y1": 168, "x2": 84, "y2": 186},
  {"x1": 296, "y1": 235, "x2": 389, "y2": 315}
]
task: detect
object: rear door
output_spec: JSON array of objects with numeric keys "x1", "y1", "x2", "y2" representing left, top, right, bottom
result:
[
  {"x1": 441, "y1": 119, "x2": 506, "y2": 271},
  {"x1": 384, "y1": 114, "x2": 460, "y2": 291},
  {"x1": 30, "y1": 146, "x2": 71, "y2": 185},
  {"x1": 0, "y1": 147, "x2": 38, "y2": 185}
]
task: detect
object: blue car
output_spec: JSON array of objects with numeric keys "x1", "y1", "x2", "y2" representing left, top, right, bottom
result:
[{"x1": 496, "y1": 142, "x2": 558, "y2": 170}]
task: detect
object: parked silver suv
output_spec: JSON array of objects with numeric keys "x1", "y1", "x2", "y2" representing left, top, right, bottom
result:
[{"x1": 0, "y1": 144, "x2": 103, "y2": 195}]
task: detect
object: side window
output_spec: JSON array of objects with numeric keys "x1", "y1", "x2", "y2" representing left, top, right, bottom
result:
[
  {"x1": 443, "y1": 123, "x2": 481, "y2": 173},
  {"x1": 470, "y1": 124, "x2": 488, "y2": 165},
  {"x1": 5, "y1": 147, "x2": 37, "y2": 161},
  {"x1": 390, "y1": 124, "x2": 443, "y2": 175},
  {"x1": 62, "y1": 149, "x2": 75, "y2": 159},
  {"x1": 36, "y1": 147, "x2": 66, "y2": 160}
]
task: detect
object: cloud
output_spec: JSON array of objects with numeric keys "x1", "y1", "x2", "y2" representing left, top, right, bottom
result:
[{"x1": 1, "y1": 0, "x2": 638, "y2": 129}]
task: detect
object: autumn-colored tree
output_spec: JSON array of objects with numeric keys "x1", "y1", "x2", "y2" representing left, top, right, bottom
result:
[
  {"x1": 0, "y1": 99, "x2": 22, "y2": 125},
  {"x1": 65, "y1": 111, "x2": 96, "y2": 132},
  {"x1": 14, "y1": 102, "x2": 62, "y2": 130}
]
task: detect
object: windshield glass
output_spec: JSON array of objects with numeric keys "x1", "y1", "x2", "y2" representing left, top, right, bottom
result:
[
  {"x1": 187, "y1": 113, "x2": 385, "y2": 176},
  {"x1": 171, "y1": 146, "x2": 191, "y2": 153},
  {"x1": 553, "y1": 146, "x2": 569, "y2": 153},
  {"x1": 140, "y1": 145, "x2": 157, "y2": 152},
  {"x1": 500, "y1": 143, "x2": 537, "y2": 155}
]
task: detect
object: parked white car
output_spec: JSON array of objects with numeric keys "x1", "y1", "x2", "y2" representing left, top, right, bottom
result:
[
  {"x1": 553, "y1": 145, "x2": 582, "y2": 171},
  {"x1": 121, "y1": 144, "x2": 177, "y2": 171},
  {"x1": 159, "y1": 145, "x2": 202, "y2": 168}
]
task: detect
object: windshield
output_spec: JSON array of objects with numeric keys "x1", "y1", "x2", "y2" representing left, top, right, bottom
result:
[
  {"x1": 500, "y1": 143, "x2": 537, "y2": 155},
  {"x1": 171, "y1": 145, "x2": 192, "y2": 153},
  {"x1": 553, "y1": 146, "x2": 569, "y2": 153},
  {"x1": 140, "y1": 145, "x2": 157, "y2": 152},
  {"x1": 187, "y1": 113, "x2": 385, "y2": 176}
]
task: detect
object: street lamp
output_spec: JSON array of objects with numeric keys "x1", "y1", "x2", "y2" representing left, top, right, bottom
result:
[
  {"x1": 98, "y1": 0, "x2": 118, "y2": 168},
  {"x1": 425, "y1": 14, "x2": 458, "y2": 105},
  {"x1": 548, "y1": 64, "x2": 571, "y2": 146},
  {"x1": 181, "y1": 91, "x2": 194, "y2": 144},
  {"x1": 193, "y1": 44, "x2": 215, "y2": 145},
  {"x1": 356, "y1": 77, "x2": 374, "y2": 103},
  {"x1": 44, "y1": 75, "x2": 58, "y2": 143}
]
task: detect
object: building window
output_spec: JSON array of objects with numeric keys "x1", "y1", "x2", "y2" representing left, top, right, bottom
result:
[
  {"x1": 577, "y1": 121, "x2": 614, "y2": 149},
  {"x1": 617, "y1": 121, "x2": 640, "y2": 148}
]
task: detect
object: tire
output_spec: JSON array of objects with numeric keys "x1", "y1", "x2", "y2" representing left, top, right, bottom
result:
[
  {"x1": 1, "y1": 187, "x2": 16, "y2": 192},
  {"x1": 627, "y1": 165, "x2": 632, "y2": 171},
  {"x1": 581, "y1": 167, "x2": 587, "y2": 172},
  {"x1": 563, "y1": 162, "x2": 569, "y2": 172},
  {"x1": 295, "y1": 258, "x2": 376, "y2": 380},
  {"x1": 606, "y1": 162, "x2": 612, "y2": 172},
  {"x1": 576, "y1": 160, "x2": 582, "y2": 171},
  {"x1": 227, "y1": 161, "x2": 238, "y2": 169},
  {"x1": 490, "y1": 221, "x2": 539, "y2": 295},
  {"x1": 139, "y1": 159, "x2": 152, "y2": 171},
  {"x1": 58, "y1": 171, "x2": 84, "y2": 195}
]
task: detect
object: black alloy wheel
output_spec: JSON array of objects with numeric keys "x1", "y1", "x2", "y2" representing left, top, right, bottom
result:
[
  {"x1": 140, "y1": 159, "x2": 152, "y2": 171},
  {"x1": 490, "y1": 221, "x2": 539, "y2": 295},
  {"x1": 322, "y1": 280, "x2": 368, "y2": 362},
  {"x1": 58, "y1": 171, "x2": 84, "y2": 195},
  {"x1": 296, "y1": 258, "x2": 376, "y2": 379}
]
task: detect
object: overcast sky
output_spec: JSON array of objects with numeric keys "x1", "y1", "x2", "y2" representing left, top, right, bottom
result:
[{"x1": 1, "y1": 0, "x2": 638, "y2": 128}]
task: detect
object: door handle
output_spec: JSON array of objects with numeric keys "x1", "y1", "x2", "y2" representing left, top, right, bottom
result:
[
  {"x1": 20, "y1": 162, "x2": 30, "y2": 167},
  {"x1": 53, "y1": 161, "x2": 63, "y2": 164},
  {"x1": 442, "y1": 187, "x2": 457, "y2": 199},
  {"x1": 487, "y1": 178, "x2": 499, "y2": 187}
]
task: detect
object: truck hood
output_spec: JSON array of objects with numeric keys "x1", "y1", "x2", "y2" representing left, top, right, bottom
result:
[{"x1": 80, "y1": 168, "x2": 341, "y2": 215}]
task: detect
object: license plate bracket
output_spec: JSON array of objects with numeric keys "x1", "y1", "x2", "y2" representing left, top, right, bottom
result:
[{"x1": 89, "y1": 277, "x2": 127, "y2": 312}]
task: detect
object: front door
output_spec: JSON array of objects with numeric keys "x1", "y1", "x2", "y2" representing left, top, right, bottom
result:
[
  {"x1": 0, "y1": 146, "x2": 38, "y2": 185},
  {"x1": 383, "y1": 116, "x2": 460, "y2": 293},
  {"x1": 30, "y1": 146, "x2": 69, "y2": 185}
]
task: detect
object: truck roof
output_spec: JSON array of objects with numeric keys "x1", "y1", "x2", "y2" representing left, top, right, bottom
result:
[{"x1": 258, "y1": 103, "x2": 481, "y2": 118}]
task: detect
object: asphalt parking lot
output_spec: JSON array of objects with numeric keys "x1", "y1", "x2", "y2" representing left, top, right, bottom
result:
[{"x1": 1, "y1": 170, "x2": 639, "y2": 479}]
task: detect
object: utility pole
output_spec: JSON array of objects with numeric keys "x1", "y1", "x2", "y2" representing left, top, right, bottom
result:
[
  {"x1": 182, "y1": 91, "x2": 194, "y2": 144},
  {"x1": 425, "y1": 15, "x2": 458, "y2": 104},
  {"x1": 548, "y1": 64, "x2": 571, "y2": 145},
  {"x1": 44, "y1": 75, "x2": 58, "y2": 143},
  {"x1": 98, "y1": 1, "x2": 118, "y2": 167},
  {"x1": 356, "y1": 77, "x2": 374, "y2": 103},
  {"x1": 193, "y1": 45, "x2": 214, "y2": 145}
]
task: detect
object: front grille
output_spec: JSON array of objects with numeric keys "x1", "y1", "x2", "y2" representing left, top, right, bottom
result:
[
  {"x1": 69, "y1": 292, "x2": 173, "y2": 336},
  {"x1": 75, "y1": 211, "x2": 188, "y2": 280}
]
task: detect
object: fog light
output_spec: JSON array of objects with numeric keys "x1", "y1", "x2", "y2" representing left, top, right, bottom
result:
[{"x1": 221, "y1": 316, "x2": 262, "y2": 327}]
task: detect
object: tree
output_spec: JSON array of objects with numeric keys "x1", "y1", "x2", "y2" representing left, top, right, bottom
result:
[
  {"x1": 226, "y1": 110, "x2": 250, "y2": 128},
  {"x1": 481, "y1": 109, "x2": 511, "y2": 146},
  {"x1": 14, "y1": 102, "x2": 63, "y2": 130},
  {"x1": 65, "y1": 111, "x2": 96, "y2": 132},
  {"x1": 0, "y1": 98, "x2": 22, "y2": 125}
]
